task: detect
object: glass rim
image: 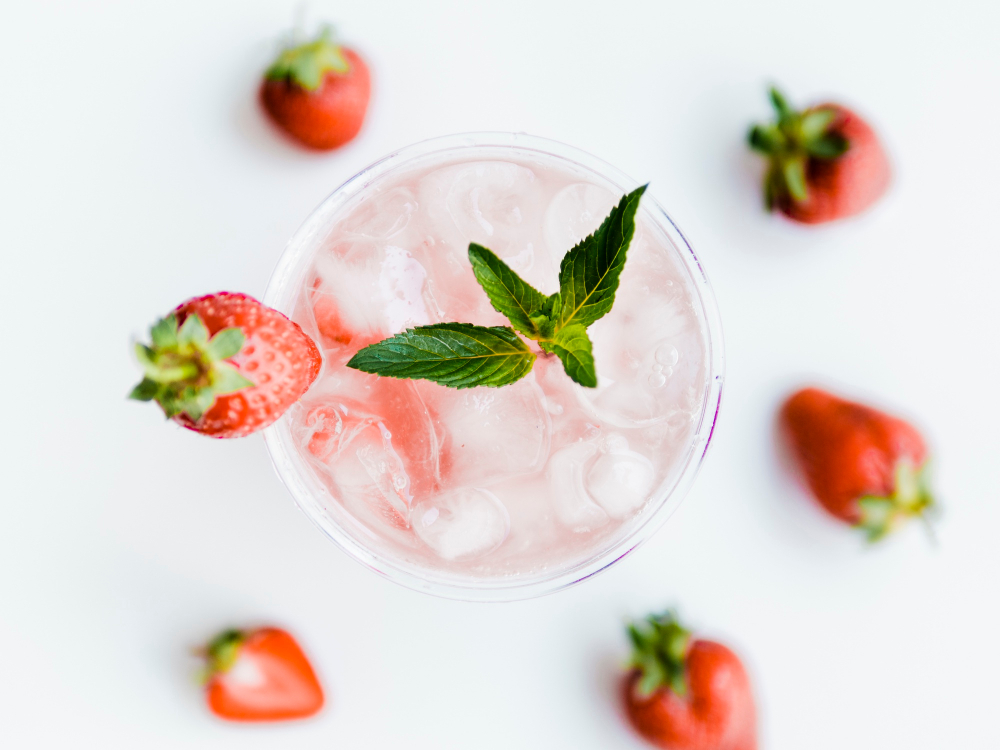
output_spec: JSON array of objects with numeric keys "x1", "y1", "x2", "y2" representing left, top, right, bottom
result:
[{"x1": 261, "y1": 131, "x2": 725, "y2": 602}]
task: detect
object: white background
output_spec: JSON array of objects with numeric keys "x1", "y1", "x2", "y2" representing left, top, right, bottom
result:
[{"x1": 2, "y1": 1, "x2": 998, "y2": 747}]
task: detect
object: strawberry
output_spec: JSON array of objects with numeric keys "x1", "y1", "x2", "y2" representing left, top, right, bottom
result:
[
  {"x1": 780, "y1": 387, "x2": 935, "y2": 540},
  {"x1": 202, "y1": 627, "x2": 325, "y2": 722},
  {"x1": 130, "y1": 292, "x2": 322, "y2": 438},
  {"x1": 623, "y1": 611, "x2": 756, "y2": 750},
  {"x1": 748, "y1": 87, "x2": 890, "y2": 224},
  {"x1": 260, "y1": 27, "x2": 371, "y2": 151}
]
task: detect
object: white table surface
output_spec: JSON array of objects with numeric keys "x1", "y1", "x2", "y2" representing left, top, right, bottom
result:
[{"x1": 3, "y1": 1, "x2": 999, "y2": 747}]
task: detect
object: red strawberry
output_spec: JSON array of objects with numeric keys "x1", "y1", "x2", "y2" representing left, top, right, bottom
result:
[
  {"x1": 780, "y1": 387, "x2": 935, "y2": 540},
  {"x1": 748, "y1": 87, "x2": 890, "y2": 224},
  {"x1": 130, "y1": 292, "x2": 322, "y2": 438},
  {"x1": 260, "y1": 27, "x2": 371, "y2": 151},
  {"x1": 623, "y1": 611, "x2": 756, "y2": 750},
  {"x1": 202, "y1": 627, "x2": 325, "y2": 722}
]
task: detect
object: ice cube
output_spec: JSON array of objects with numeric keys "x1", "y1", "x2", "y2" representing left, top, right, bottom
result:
[
  {"x1": 309, "y1": 240, "x2": 434, "y2": 350},
  {"x1": 297, "y1": 400, "x2": 412, "y2": 528},
  {"x1": 379, "y1": 245, "x2": 431, "y2": 333},
  {"x1": 291, "y1": 377, "x2": 442, "y2": 532},
  {"x1": 419, "y1": 375, "x2": 551, "y2": 487},
  {"x1": 421, "y1": 161, "x2": 543, "y2": 244},
  {"x1": 418, "y1": 159, "x2": 547, "y2": 266},
  {"x1": 546, "y1": 441, "x2": 609, "y2": 532},
  {"x1": 310, "y1": 239, "x2": 385, "y2": 346},
  {"x1": 411, "y1": 487, "x2": 510, "y2": 560},
  {"x1": 585, "y1": 435, "x2": 656, "y2": 519},
  {"x1": 340, "y1": 186, "x2": 418, "y2": 240},
  {"x1": 543, "y1": 182, "x2": 617, "y2": 254}
]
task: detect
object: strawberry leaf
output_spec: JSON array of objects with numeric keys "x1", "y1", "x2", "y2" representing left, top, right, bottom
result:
[
  {"x1": 556, "y1": 185, "x2": 647, "y2": 331},
  {"x1": 782, "y1": 158, "x2": 809, "y2": 203},
  {"x1": 856, "y1": 461, "x2": 936, "y2": 543},
  {"x1": 129, "y1": 312, "x2": 254, "y2": 422},
  {"x1": 265, "y1": 27, "x2": 350, "y2": 92},
  {"x1": 150, "y1": 314, "x2": 178, "y2": 349},
  {"x1": 177, "y1": 313, "x2": 209, "y2": 346},
  {"x1": 748, "y1": 87, "x2": 854, "y2": 209},
  {"x1": 468, "y1": 243, "x2": 549, "y2": 339},
  {"x1": 804, "y1": 133, "x2": 849, "y2": 159},
  {"x1": 213, "y1": 362, "x2": 255, "y2": 394},
  {"x1": 748, "y1": 124, "x2": 785, "y2": 155},
  {"x1": 206, "y1": 327, "x2": 246, "y2": 361},
  {"x1": 346, "y1": 323, "x2": 535, "y2": 389},
  {"x1": 769, "y1": 86, "x2": 793, "y2": 119},
  {"x1": 540, "y1": 324, "x2": 597, "y2": 388},
  {"x1": 627, "y1": 610, "x2": 692, "y2": 698},
  {"x1": 129, "y1": 378, "x2": 159, "y2": 402},
  {"x1": 799, "y1": 108, "x2": 836, "y2": 141}
]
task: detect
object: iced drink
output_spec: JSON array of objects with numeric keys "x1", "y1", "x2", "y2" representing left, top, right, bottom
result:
[{"x1": 265, "y1": 135, "x2": 722, "y2": 597}]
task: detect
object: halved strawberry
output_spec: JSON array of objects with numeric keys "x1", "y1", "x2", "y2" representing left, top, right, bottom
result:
[{"x1": 202, "y1": 627, "x2": 324, "y2": 722}]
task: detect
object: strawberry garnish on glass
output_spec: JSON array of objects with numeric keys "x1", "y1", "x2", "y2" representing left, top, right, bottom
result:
[
  {"x1": 130, "y1": 292, "x2": 321, "y2": 438},
  {"x1": 623, "y1": 611, "x2": 757, "y2": 750},
  {"x1": 748, "y1": 87, "x2": 890, "y2": 224},
  {"x1": 780, "y1": 387, "x2": 936, "y2": 541},
  {"x1": 201, "y1": 627, "x2": 325, "y2": 722},
  {"x1": 260, "y1": 26, "x2": 371, "y2": 151}
]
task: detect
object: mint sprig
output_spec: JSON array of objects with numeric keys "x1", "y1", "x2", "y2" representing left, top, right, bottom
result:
[
  {"x1": 555, "y1": 185, "x2": 647, "y2": 330},
  {"x1": 346, "y1": 323, "x2": 535, "y2": 388},
  {"x1": 468, "y1": 243, "x2": 549, "y2": 338},
  {"x1": 347, "y1": 185, "x2": 647, "y2": 389},
  {"x1": 539, "y1": 324, "x2": 597, "y2": 388}
]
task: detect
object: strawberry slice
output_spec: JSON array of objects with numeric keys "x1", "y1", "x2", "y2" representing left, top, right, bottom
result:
[
  {"x1": 130, "y1": 292, "x2": 322, "y2": 438},
  {"x1": 202, "y1": 627, "x2": 325, "y2": 722}
]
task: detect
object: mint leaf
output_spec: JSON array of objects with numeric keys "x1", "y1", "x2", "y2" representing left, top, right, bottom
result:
[
  {"x1": 468, "y1": 243, "x2": 549, "y2": 338},
  {"x1": 540, "y1": 324, "x2": 596, "y2": 387},
  {"x1": 346, "y1": 323, "x2": 535, "y2": 389},
  {"x1": 556, "y1": 185, "x2": 647, "y2": 331},
  {"x1": 345, "y1": 186, "x2": 649, "y2": 391}
]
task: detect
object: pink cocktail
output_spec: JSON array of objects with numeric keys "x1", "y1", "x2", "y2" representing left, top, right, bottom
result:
[{"x1": 263, "y1": 134, "x2": 723, "y2": 599}]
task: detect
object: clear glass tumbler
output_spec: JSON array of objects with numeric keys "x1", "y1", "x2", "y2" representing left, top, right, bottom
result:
[{"x1": 262, "y1": 132, "x2": 724, "y2": 601}]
